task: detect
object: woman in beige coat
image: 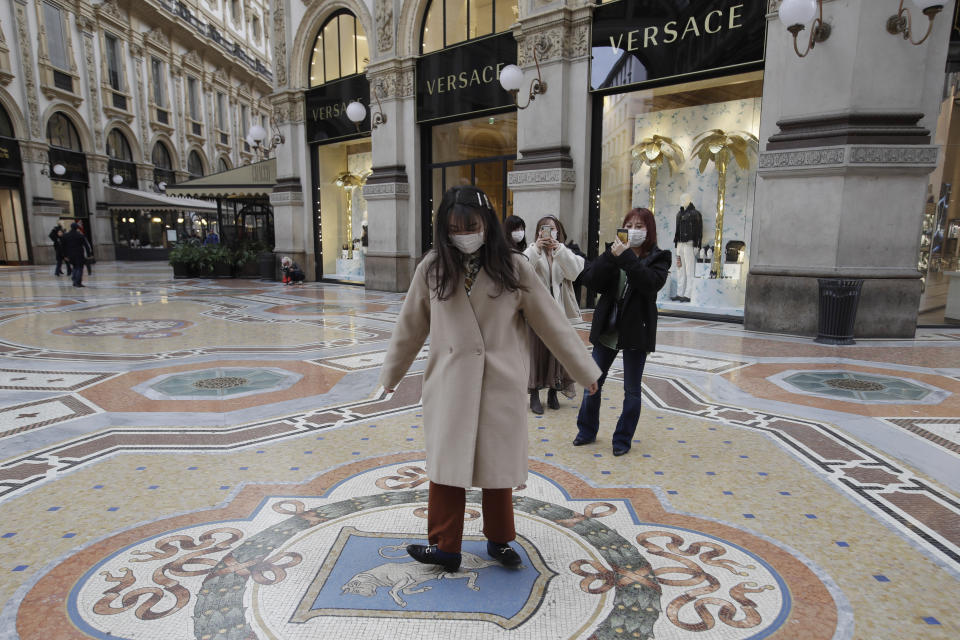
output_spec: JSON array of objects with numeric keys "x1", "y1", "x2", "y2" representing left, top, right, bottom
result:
[
  {"x1": 523, "y1": 215, "x2": 585, "y2": 413},
  {"x1": 380, "y1": 186, "x2": 601, "y2": 573}
]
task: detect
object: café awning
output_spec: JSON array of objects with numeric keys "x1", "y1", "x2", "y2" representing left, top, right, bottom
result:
[
  {"x1": 105, "y1": 187, "x2": 218, "y2": 212},
  {"x1": 164, "y1": 158, "x2": 276, "y2": 198}
]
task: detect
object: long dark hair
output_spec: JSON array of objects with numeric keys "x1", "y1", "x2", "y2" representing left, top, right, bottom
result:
[
  {"x1": 430, "y1": 185, "x2": 524, "y2": 301},
  {"x1": 623, "y1": 208, "x2": 657, "y2": 257},
  {"x1": 504, "y1": 215, "x2": 527, "y2": 251}
]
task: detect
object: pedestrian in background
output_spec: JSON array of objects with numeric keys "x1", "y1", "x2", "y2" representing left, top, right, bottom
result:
[
  {"x1": 380, "y1": 185, "x2": 600, "y2": 572},
  {"x1": 504, "y1": 215, "x2": 527, "y2": 252},
  {"x1": 60, "y1": 223, "x2": 92, "y2": 288},
  {"x1": 49, "y1": 225, "x2": 67, "y2": 276},
  {"x1": 523, "y1": 215, "x2": 585, "y2": 413},
  {"x1": 574, "y1": 208, "x2": 670, "y2": 456}
]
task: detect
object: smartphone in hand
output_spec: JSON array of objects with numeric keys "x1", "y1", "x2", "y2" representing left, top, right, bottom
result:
[
  {"x1": 616, "y1": 228, "x2": 629, "y2": 244},
  {"x1": 539, "y1": 226, "x2": 552, "y2": 240}
]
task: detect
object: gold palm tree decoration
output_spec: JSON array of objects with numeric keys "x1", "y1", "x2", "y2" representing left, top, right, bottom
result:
[
  {"x1": 631, "y1": 134, "x2": 684, "y2": 214},
  {"x1": 334, "y1": 171, "x2": 368, "y2": 258},
  {"x1": 691, "y1": 129, "x2": 759, "y2": 278}
]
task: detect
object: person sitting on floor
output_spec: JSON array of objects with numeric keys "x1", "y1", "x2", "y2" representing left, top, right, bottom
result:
[{"x1": 280, "y1": 256, "x2": 305, "y2": 285}]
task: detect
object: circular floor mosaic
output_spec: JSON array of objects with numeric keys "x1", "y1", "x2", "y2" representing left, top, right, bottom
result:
[
  {"x1": 19, "y1": 459, "x2": 839, "y2": 640},
  {"x1": 772, "y1": 370, "x2": 949, "y2": 405},
  {"x1": 52, "y1": 317, "x2": 192, "y2": 339},
  {"x1": 135, "y1": 367, "x2": 302, "y2": 400}
]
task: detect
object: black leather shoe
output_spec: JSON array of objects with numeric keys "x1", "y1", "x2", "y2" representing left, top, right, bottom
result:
[
  {"x1": 670, "y1": 295, "x2": 679, "y2": 301},
  {"x1": 406, "y1": 544, "x2": 461, "y2": 572},
  {"x1": 530, "y1": 391, "x2": 544, "y2": 415},
  {"x1": 613, "y1": 446, "x2": 630, "y2": 457},
  {"x1": 487, "y1": 541, "x2": 522, "y2": 567},
  {"x1": 547, "y1": 389, "x2": 560, "y2": 410},
  {"x1": 680, "y1": 297, "x2": 691, "y2": 303},
  {"x1": 573, "y1": 435, "x2": 595, "y2": 446}
]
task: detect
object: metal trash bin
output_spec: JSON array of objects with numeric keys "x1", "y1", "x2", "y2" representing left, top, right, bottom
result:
[{"x1": 815, "y1": 279, "x2": 863, "y2": 345}]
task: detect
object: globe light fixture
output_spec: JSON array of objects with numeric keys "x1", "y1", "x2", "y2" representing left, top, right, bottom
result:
[
  {"x1": 887, "y1": 0, "x2": 944, "y2": 45},
  {"x1": 346, "y1": 101, "x2": 367, "y2": 124},
  {"x1": 52, "y1": 163, "x2": 66, "y2": 176},
  {"x1": 779, "y1": 0, "x2": 831, "y2": 58},
  {"x1": 111, "y1": 174, "x2": 123, "y2": 185},
  {"x1": 498, "y1": 42, "x2": 548, "y2": 109},
  {"x1": 246, "y1": 118, "x2": 286, "y2": 158},
  {"x1": 157, "y1": 181, "x2": 167, "y2": 192}
]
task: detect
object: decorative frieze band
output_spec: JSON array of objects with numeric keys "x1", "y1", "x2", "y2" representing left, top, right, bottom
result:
[
  {"x1": 759, "y1": 145, "x2": 938, "y2": 174},
  {"x1": 363, "y1": 182, "x2": 410, "y2": 200},
  {"x1": 507, "y1": 168, "x2": 578, "y2": 191}
]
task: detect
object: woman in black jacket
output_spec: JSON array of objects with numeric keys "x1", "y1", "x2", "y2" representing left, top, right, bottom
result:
[{"x1": 575, "y1": 207, "x2": 671, "y2": 456}]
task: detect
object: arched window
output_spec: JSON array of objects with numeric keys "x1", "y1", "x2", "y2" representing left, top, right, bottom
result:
[
  {"x1": 0, "y1": 104, "x2": 13, "y2": 139},
  {"x1": 152, "y1": 142, "x2": 172, "y2": 169},
  {"x1": 106, "y1": 129, "x2": 136, "y2": 187},
  {"x1": 152, "y1": 141, "x2": 175, "y2": 187},
  {"x1": 188, "y1": 150, "x2": 205, "y2": 178},
  {"x1": 106, "y1": 129, "x2": 133, "y2": 161},
  {"x1": 421, "y1": 0, "x2": 517, "y2": 54},
  {"x1": 46, "y1": 113, "x2": 82, "y2": 151},
  {"x1": 217, "y1": 157, "x2": 231, "y2": 172},
  {"x1": 308, "y1": 10, "x2": 369, "y2": 87}
]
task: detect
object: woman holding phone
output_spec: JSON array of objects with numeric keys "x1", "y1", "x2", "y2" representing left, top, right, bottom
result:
[
  {"x1": 523, "y1": 215, "x2": 585, "y2": 413},
  {"x1": 380, "y1": 186, "x2": 600, "y2": 572},
  {"x1": 575, "y1": 208, "x2": 671, "y2": 456}
]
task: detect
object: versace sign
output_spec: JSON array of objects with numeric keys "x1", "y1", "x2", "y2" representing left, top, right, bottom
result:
[
  {"x1": 591, "y1": 0, "x2": 765, "y2": 92},
  {"x1": 416, "y1": 33, "x2": 517, "y2": 123},
  {"x1": 305, "y1": 74, "x2": 370, "y2": 145}
]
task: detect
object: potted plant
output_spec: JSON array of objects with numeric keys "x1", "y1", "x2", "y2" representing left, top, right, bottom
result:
[
  {"x1": 168, "y1": 242, "x2": 202, "y2": 278},
  {"x1": 199, "y1": 244, "x2": 233, "y2": 278}
]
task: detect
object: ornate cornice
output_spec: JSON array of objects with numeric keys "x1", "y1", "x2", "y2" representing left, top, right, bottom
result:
[
  {"x1": 363, "y1": 182, "x2": 410, "y2": 200},
  {"x1": 507, "y1": 168, "x2": 577, "y2": 191},
  {"x1": 759, "y1": 145, "x2": 939, "y2": 175}
]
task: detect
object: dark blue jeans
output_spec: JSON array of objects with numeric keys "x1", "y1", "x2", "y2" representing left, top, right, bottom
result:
[
  {"x1": 576, "y1": 344, "x2": 647, "y2": 450},
  {"x1": 71, "y1": 258, "x2": 84, "y2": 286}
]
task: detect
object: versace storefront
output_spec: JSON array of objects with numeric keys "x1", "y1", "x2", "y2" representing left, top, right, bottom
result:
[
  {"x1": 588, "y1": 0, "x2": 766, "y2": 317},
  {"x1": 273, "y1": 0, "x2": 950, "y2": 335}
]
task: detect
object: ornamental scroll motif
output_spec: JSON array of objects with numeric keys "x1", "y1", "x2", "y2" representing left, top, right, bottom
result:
[
  {"x1": 14, "y1": 3, "x2": 41, "y2": 138},
  {"x1": 376, "y1": 0, "x2": 393, "y2": 54},
  {"x1": 273, "y1": 0, "x2": 287, "y2": 86}
]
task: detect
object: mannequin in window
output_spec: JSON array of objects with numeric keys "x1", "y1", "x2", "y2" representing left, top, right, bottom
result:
[{"x1": 672, "y1": 193, "x2": 702, "y2": 303}]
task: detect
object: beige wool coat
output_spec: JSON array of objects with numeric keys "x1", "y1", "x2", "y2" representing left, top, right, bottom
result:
[
  {"x1": 379, "y1": 252, "x2": 602, "y2": 489},
  {"x1": 523, "y1": 242, "x2": 584, "y2": 322}
]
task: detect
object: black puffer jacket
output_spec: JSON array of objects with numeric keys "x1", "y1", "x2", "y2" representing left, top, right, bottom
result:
[{"x1": 581, "y1": 244, "x2": 671, "y2": 352}]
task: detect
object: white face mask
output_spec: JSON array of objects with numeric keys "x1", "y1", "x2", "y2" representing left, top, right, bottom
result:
[
  {"x1": 628, "y1": 228, "x2": 647, "y2": 247},
  {"x1": 511, "y1": 230, "x2": 525, "y2": 243},
  {"x1": 450, "y1": 232, "x2": 485, "y2": 254}
]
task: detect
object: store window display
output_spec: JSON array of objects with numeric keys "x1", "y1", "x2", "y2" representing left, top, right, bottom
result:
[
  {"x1": 597, "y1": 71, "x2": 762, "y2": 316},
  {"x1": 317, "y1": 141, "x2": 371, "y2": 282}
]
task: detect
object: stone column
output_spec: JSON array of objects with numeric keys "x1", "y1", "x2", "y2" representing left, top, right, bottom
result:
[
  {"x1": 270, "y1": 90, "x2": 309, "y2": 279},
  {"x1": 87, "y1": 152, "x2": 116, "y2": 261},
  {"x1": 744, "y1": 0, "x2": 953, "y2": 338},
  {"x1": 363, "y1": 60, "x2": 417, "y2": 292},
  {"x1": 508, "y1": 3, "x2": 593, "y2": 246}
]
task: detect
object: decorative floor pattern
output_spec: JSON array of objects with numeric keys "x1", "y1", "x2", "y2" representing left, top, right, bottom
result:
[{"x1": 0, "y1": 262, "x2": 958, "y2": 639}]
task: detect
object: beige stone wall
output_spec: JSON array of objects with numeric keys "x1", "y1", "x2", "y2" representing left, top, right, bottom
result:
[{"x1": 0, "y1": 0, "x2": 274, "y2": 263}]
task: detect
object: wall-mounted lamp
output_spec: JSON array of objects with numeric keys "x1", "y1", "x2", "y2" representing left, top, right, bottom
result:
[
  {"x1": 346, "y1": 89, "x2": 387, "y2": 130},
  {"x1": 104, "y1": 174, "x2": 123, "y2": 186},
  {"x1": 247, "y1": 118, "x2": 286, "y2": 158},
  {"x1": 779, "y1": 0, "x2": 832, "y2": 58},
  {"x1": 499, "y1": 46, "x2": 547, "y2": 109},
  {"x1": 156, "y1": 181, "x2": 167, "y2": 192},
  {"x1": 887, "y1": 0, "x2": 944, "y2": 46},
  {"x1": 41, "y1": 163, "x2": 67, "y2": 178}
]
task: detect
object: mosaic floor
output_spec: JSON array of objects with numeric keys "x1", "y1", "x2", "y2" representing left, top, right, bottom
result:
[{"x1": 0, "y1": 262, "x2": 958, "y2": 640}]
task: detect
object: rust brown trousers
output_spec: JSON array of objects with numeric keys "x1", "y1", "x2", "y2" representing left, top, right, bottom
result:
[{"x1": 427, "y1": 482, "x2": 515, "y2": 554}]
